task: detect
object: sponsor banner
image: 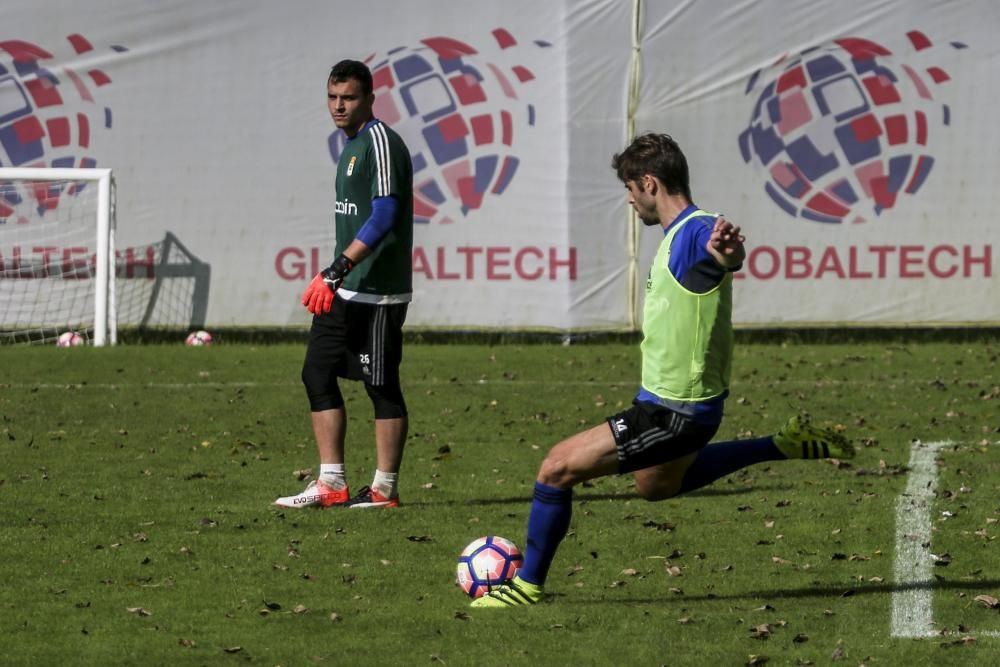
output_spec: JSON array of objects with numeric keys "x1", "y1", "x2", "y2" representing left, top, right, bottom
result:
[
  {"x1": 0, "y1": 0, "x2": 996, "y2": 328},
  {"x1": 636, "y1": 0, "x2": 999, "y2": 323}
]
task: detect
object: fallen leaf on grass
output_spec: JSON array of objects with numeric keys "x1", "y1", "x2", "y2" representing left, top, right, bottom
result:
[
  {"x1": 642, "y1": 520, "x2": 675, "y2": 531},
  {"x1": 294, "y1": 468, "x2": 312, "y2": 481},
  {"x1": 126, "y1": 607, "x2": 151, "y2": 617},
  {"x1": 454, "y1": 611, "x2": 470, "y2": 621},
  {"x1": 178, "y1": 639, "x2": 196, "y2": 648},
  {"x1": 930, "y1": 552, "x2": 952, "y2": 566},
  {"x1": 746, "y1": 655, "x2": 769, "y2": 666},
  {"x1": 749, "y1": 624, "x2": 771, "y2": 639},
  {"x1": 407, "y1": 535, "x2": 433, "y2": 542},
  {"x1": 771, "y1": 556, "x2": 793, "y2": 565},
  {"x1": 224, "y1": 647, "x2": 242, "y2": 654},
  {"x1": 292, "y1": 605, "x2": 308, "y2": 614},
  {"x1": 940, "y1": 636, "x2": 976, "y2": 648},
  {"x1": 974, "y1": 594, "x2": 999, "y2": 609}
]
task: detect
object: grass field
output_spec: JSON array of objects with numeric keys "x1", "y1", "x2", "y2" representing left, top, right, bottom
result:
[{"x1": 2, "y1": 338, "x2": 999, "y2": 666}]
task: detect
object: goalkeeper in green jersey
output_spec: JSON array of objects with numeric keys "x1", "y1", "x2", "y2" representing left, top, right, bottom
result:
[
  {"x1": 473, "y1": 133, "x2": 855, "y2": 608},
  {"x1": 275, "y1": 59, "x2": 414, "y2": 510}
]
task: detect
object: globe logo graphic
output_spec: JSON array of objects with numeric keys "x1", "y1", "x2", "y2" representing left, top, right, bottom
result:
[
  {"x1": 328, "y1": 29, "x2": 550, "y2": 224},
  {"x1": 0, "y1": 34, "x2": 125, "y2": 222},
  {"x1": 738, "y1": 31, "x2": 965, "y2": 224}
]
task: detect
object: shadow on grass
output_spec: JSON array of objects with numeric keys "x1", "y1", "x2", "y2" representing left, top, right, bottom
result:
[
  {"x1": 570, "y1": 579, "x2": 1000, "y2": 604},
  {"x1": 413, "y1": 483, "x2": 789, "y2": 507}
]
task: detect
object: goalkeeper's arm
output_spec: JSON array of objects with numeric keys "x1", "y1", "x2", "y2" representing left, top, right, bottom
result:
[{"x1": 301, "y1": 196, "x2": 398, "y2": 314}]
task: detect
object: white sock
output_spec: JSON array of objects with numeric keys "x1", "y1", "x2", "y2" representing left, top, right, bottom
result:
[
  {"x1": 319, "y1": 463, "x2": 347, "y2": 490},
  {"x1": 372, "y1": 470, "x2": 398, "y2": 499}
]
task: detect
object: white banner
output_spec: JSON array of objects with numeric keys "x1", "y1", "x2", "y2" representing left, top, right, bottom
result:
[
  {"x1": 635, "y1": 0, "x2": 1000, "y2": 324},
  {"x1": 0, "y1": 0, "x2": 996, "y2": 328}
]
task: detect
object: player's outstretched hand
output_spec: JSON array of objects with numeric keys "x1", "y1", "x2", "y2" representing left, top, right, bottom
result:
[{"x1": 709, "y1": 216, "x2": 746, "y2": 267}]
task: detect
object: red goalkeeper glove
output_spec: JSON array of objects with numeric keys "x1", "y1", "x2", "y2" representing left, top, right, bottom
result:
[{"x1": 302, "y1": 254, "x2": 354, "y2": 315}]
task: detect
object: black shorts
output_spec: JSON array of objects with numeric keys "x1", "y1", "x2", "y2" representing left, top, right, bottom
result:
[
  {"x1": 607, "y1": 400, "x2": 719, "y2": 474},
  {"x1": 304, "y1": 296, "x2": 408, "y2": 386}
]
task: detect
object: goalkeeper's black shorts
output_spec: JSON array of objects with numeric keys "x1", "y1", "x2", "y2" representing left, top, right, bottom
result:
[
  {"x1": 606, "y1": 399, "x2": 719, "y2": 473},
  {"x1": 304, "y1": 295, "x2": 408, "y2": 387}
]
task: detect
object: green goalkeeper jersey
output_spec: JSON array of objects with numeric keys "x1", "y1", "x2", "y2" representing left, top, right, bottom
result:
[{"x1": 334, "y1": 120, "x2": 414, "y2": 303}]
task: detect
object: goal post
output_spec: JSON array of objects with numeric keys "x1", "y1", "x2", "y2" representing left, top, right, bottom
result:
[{"x1": 0, "y1": 167, "x2": 116, "y2": 346}]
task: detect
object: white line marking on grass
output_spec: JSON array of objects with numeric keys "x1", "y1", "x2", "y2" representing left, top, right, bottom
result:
[
  {"x1": 892, "y1": 440, "x2": 948, "y2": 639},
  {"x1": 891, "y1": 441, "x2": 1000, "y2": 640}
]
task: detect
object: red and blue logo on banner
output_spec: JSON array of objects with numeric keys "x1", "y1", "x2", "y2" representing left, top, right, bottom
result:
[
  {"x1": 739, "y1": 31, "x2": 965, "y2": 225},
  {"x1": 0, "y1": 34, "x2": 125, "y2": 221},
  {"x1": 328, "y1": 28, "x2": 550, "y2": 225}
]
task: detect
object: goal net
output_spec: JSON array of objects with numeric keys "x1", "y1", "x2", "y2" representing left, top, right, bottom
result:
[
  {"x1": 114, "y1": 231, "x2": 211, "y2": 333},
  {"x1": 0, "y1": 167, "x2": 116, "y2": 345},
  {"x1": 0, "y1": 168, "x2": 212, "y2": 345}
]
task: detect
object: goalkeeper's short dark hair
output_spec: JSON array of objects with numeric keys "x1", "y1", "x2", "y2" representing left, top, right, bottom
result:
[{"x1": 329, "y1": 59, "x2": 373, "y2": 97}]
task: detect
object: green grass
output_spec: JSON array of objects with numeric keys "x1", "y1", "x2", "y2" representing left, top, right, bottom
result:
[{"x1": 2, "y1": 340, "x2": 999, "y2": 666}]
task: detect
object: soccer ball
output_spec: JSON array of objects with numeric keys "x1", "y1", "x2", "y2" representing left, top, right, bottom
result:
[
  {"x1": 56, "y1": 331, "x2": 84, "y2": 347},
  {"x1": 185, "y1": 330, "x2": 213, "y2": 346},
  {"x1": 455, "y1": 535, "x2": 523, "y2": 599}
]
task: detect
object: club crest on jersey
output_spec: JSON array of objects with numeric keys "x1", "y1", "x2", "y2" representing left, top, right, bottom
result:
[{"x1": 347, "y1": 156, "x2": 357, "y2": 176}]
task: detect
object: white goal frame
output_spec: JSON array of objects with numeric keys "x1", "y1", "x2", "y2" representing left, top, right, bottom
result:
[{"x1": 0, "y1": 167, "x2": 116, "y2": 346}]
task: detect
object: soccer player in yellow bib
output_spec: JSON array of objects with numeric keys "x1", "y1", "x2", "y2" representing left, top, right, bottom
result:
[{"x1": 472, "y1": 133, "x2": 855, "y2": 608}]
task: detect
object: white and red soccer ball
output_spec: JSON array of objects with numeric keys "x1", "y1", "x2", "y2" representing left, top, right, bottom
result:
[
  {"x1": 185, "y1": 330, "x2": 213, "y2": 346},
  {"x1": 56, "y1": 331, "x2": 84, "y2": 347},
  {"x1": 456, "y1": 535, "x2": 523, "y2": 599}
]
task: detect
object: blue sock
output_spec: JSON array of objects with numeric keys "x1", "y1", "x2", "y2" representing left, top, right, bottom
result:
[
  {"x1": 678, "y1": 436, "x2": 784, "y2": 494},
  {"x1": 518, "y1": 481, "x2": 573, "y2": 586}
]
